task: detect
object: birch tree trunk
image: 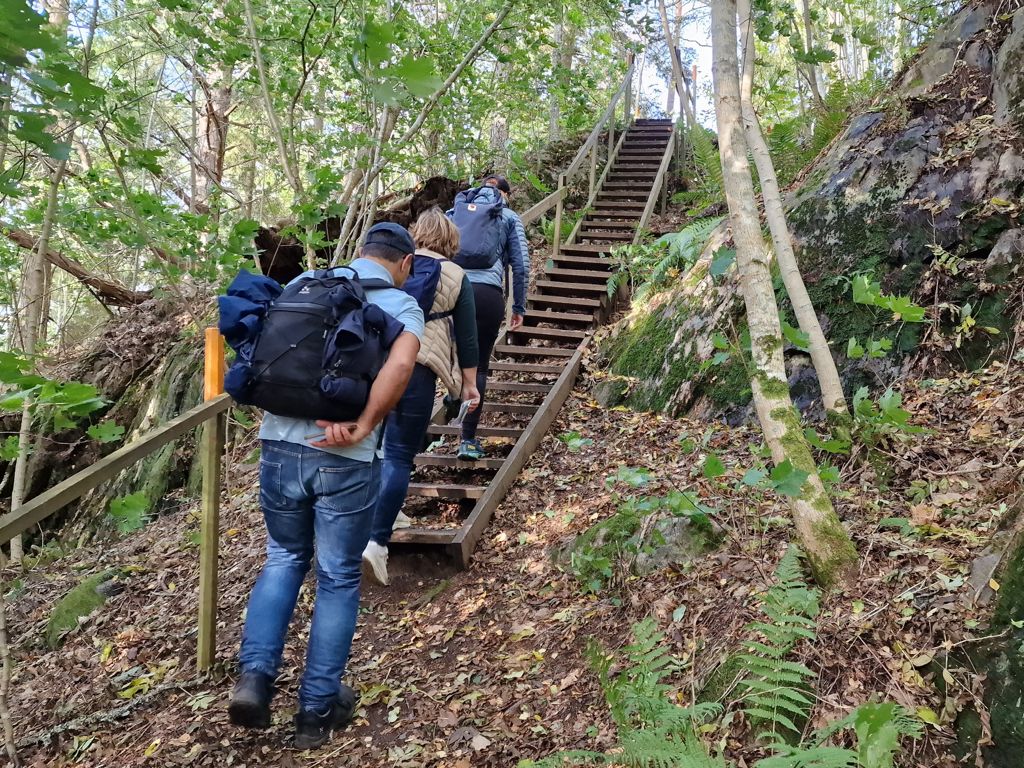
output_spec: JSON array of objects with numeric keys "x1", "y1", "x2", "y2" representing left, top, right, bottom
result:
[
  {"x1": 738, "y1": 0, "x2": 847, "y2": 417},
  {"x1": 657, "y1": 0, "x2": 696, "y2": 130},
  {"x1": 710, "y1": 0, "x2": 857, "y2": 588},
  {"x1": 194, "y1": 63, "x2": 233, "y2": 220},
  {"x1": 797, "y1": 0, "x2": 826, "y2": 107}
]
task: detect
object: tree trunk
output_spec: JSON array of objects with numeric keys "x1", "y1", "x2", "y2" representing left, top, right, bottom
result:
[
  {"x1": 797, "y1": 0, "x2": 825, "y2": 107},
  {"x1": 549, "y1": 19, "x2": 562, "y2": 142},
  {"x1": 710, "y1": 0, "x2": 857, "y2": 588},
  {"x1": 194, "y1": 63, "x2": 233, "y2": 220},
  {"x1": 738, "y1": 0, "x2": 848, "y2": 417},
  {"x1": 657, "y1": 0, "x2": 696, "y2": 131}
]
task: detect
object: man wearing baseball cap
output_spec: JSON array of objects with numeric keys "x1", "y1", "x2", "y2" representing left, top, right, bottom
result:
[{"x1": 229, "y1": 222, "x2": 424, "y2": 749}]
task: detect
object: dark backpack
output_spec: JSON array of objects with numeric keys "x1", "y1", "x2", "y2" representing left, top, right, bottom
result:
[
  {"x1": 401, "y1": 254, "x2": 442, "y2": 317},
  {"x1": 219, "y1": 267, "x2": 405, "y2": 421},
  {"x1": 450, "y1": 186, "x2": 507, "y2": 270}
]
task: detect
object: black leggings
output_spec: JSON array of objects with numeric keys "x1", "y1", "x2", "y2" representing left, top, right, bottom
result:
[{"x1": 461, "y1": 283, "x2": 504, "y2": 440}]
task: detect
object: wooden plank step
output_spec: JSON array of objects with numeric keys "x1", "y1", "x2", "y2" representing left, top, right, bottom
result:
[
  {"x1": 545, "y1": 267, "x2": 613, "y2": 282},
  {"x1": 578, "y1": 231, "x2": 634, "y2": 242},
  {"x1": 487, "y1": 380, "x2": 553, "y2": 393},
  {"x1": 536, "y1": 279, "x2": 609, "y2": 295},
  {"x1": 581, "y1": 219, "x2": 635, "y2": 229},
  {"x1": 606, "y1": 173, "x2": 658, "y2": 182},
  {"x1": 407, "y1": 483, "x2": 487, "y2": 500},
  {"x1": 550, "y1": 254, "x2": 613, "y2": 269},
  {"x1": 509, "y1": 325, "x2": 588, "y2": 340},
  {"x1": 523, "y1": 307, "x2": 597, "y2": 325},
  {"x1": 527, "y1": 293, "x2": 602, "y2": 309},
  {"x1": 427, "y1": 424, "x2": 523, "y2": 438},
  {"x1": 414, "y1": 454, "x2": 505, "y2": 469},
  {"x1": 492, "y1": 344, "x2": 575, "y2": 358},
  {"x1": 616, "y1": 163, "x2": 665, "y2": 171},
  {"x1": 559, "y1": 243, "x2": 616, "y2": 254},
  {"x1": 489, "y1": 361, "x2": 565, "y2": 374},
  {"x1": 589, "y1": 210, "x2": 641, "y2": 219},
  {"x1": 603, "y1": 181, "x2": 655, "y2": 190},
  {"x1": 481, "y1": 402, "x2": 542, "y2": 414},
  {"x1": 598, "y1": 192, "x2": 648, "y2": 200},
  {"x1": 589, "y1": 200, "x2": 646, "y2": 210},
  {"x1": 389, "y1": 527, "x2": 456, "y2": 545}
]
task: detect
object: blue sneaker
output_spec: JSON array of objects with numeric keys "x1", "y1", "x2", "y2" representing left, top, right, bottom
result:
[{"x1": 457, "y1": 439, "x2": 485, "y2": 461}]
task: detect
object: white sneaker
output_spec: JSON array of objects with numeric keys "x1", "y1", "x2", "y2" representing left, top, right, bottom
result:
[
  {"x1": 361, "y1": 541, "x2": 389, "y2": 586},
  {"x1": 392, "y1": 511, "x2": 413, "y2": 530}
]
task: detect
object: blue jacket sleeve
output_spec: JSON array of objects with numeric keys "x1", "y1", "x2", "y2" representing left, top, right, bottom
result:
[{"x1": 505, "y1": 211, "x2": 528, "y2": 316}]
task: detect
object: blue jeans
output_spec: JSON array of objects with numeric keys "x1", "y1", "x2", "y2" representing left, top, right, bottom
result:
[
  {"x1": 370, "y1": 363, "x2": 437, "y2": 546},
  {"x1": 239, "y1": 440, "x2": 380, "y2": 710}
]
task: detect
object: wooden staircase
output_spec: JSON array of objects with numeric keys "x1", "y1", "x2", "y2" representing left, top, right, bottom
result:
[{"x1": 392, "y1": 118, "x2": 675, "y2": 565}]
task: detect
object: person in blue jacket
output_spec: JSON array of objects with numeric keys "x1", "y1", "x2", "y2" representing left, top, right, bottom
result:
[
  {"x1": 450, "y1": 174, "x2": 528, "y2": 461},
  {"x1": 228, "y1": 223, "x2": 423, "y2": 750}
]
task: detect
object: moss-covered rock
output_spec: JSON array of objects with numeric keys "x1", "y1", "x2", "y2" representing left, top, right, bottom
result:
[
  {"x1": 604, "y1": 1, "x2": 1024, "y2": 421},
  {"x1": 45, "y1": 568, "x2": 120, "y2": 648}
]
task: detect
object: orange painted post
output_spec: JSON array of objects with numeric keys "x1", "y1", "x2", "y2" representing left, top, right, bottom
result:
[{"x1": 197, "y1": 328, "x2": 226, "y2": 672}]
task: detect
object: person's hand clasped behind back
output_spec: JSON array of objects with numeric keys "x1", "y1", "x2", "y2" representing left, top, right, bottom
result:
[{"x1": 312, "y1": 419, "x2": 372, "y2": 448}]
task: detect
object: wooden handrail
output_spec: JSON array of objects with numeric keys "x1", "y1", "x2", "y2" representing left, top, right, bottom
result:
[
  {"x1": 563, "y1": 60, "x2": 635, "y2": 180},
  {"x1": 519, "y1": 188, "x2": 567, "y2": 227},
  {"x1": 632, "y1": 131, "x2": 676, "y2": 244},
  {"x1": 0, "y1": 393, "x2": 232, "y2": 544},
  {"x1": 565, "y1": 127, "x2": 629, "y2": 245}
]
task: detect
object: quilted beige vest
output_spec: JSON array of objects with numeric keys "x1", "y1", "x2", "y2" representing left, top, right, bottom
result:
[{"x1": 416, "y1": 248, "x2": 465, "y2": 396}]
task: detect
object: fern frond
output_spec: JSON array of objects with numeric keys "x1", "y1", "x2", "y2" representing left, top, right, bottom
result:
[
  {"x1": 526, "y1": 749, "x2": 610, "y2": 767},
  {"x1": 753, "y1": 743, "x2": 858, "y2": 768}
]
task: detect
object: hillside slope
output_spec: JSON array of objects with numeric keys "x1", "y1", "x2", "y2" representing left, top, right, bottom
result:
[{"x1": 5, "y1": 360, "x2": 1021, "y2": 767}]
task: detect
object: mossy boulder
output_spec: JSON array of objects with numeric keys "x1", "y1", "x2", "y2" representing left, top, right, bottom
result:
[
  {"x1": 604, "y1": 0, "x2": 1024, "y2": 421},
  {"x1": 45, "y1": 568, "x2": 121, "y2": 648}
]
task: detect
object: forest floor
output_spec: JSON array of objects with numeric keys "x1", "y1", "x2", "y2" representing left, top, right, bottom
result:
[{"x1": 4, "y1": 351, "x2": 1022, "y2": 767}]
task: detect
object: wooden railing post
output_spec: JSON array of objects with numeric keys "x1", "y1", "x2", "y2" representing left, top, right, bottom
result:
[
  {"x1": 624, "y1": 55, "x2": 634, "y2": 123},
  {"x1": 552, "y1": 173, "x2": 566, "y2": 256},
  {"x1": 588, "y1": 143, "x2": 597, "y2": 200},
  {"x1": 197, "y1": 328, "x2": 226, "y2": 673}
]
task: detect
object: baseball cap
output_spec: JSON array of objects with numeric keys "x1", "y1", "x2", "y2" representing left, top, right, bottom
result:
[
  {"x1": 482, "y1": 175, "x2": 511, "y2": 194},
  {"x1": 363, "y1": 221, "x2": 416, "y2": 256}
]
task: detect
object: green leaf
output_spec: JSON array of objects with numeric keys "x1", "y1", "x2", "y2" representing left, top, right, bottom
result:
[
  {"x1": 703, "y1": 453, "x2": 726, "y2": 479},
  {"x1": 605, "y1": 465, "x2": 651, "y2": 488},
  {"x1": 741, "y1": 467, "x2": 768, "y2": 486},
  {"x1": 87, "y1": 420, "x2": 125, "y2": 444},
  {"x1": 357, "y1": 18, "x2": 396, "y2": 66},
  {"x1": 768, "y1": 459, "x2": 809, "y2": 497},
  {"x1": 388, "y1": 53, "x2": 443, "y2": 98},
  {"x1": 710, "y1": 247, "x2": 735, "y2": 277},
  {"x1": 846, "y1": 337, "x2": 865, "y2": 359},
  {"x1": 109, "y1": 492, "x2": 150, "y2": 534},
  {"x1": 781, "y1": 321, "x2": 810, "y2": 351}
]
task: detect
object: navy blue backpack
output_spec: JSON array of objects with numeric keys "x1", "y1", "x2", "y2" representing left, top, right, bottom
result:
[
  {"x1": 450, "y1": 186, "x2": 507, "y2": 270},
  {"x1": 218, "y1": 267, "x2": 405, "y2": 421}
]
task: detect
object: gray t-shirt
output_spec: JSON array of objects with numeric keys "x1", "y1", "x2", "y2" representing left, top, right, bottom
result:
[{"x1": 258, "y1": 258, "x2": 425, "y2": 463}]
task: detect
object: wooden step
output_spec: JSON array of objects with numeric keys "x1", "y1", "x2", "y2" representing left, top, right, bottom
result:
[
  {"x1": 527, "y1": 292, "x2": 602, "y2": 310},
  {"x1": 559, "y1": 243, "x2": 616, "y2": 254},
  {"x1": 550, "y1": 254, "x2": 613, "y2": 270},
  {"x1": 536, "y1": 279, "x2": 609, "y2": 296},
  {"x1": 578, "y1": 231, "x2": 634, "y2": 242},
  {"x1": 581, "y1": 219, "x2": 635, "y2": 229},
  {"x1": 523, "y1": 307, "x2": 598, "y2": 325},
  {"x1": 487, "y1": 380, "x2": 553, "y2": 393},
  {"x1": 603, "y1": 181, "x2": 655, "y2": 190},
  {"x1": 589, "y1": 200, "x2": 646, "y2": 210},
  {"x1": 480, "y1": 401, "x2": 542, "y2": 414},
  {"x1": 407, "y1": 483, "x2": 487, "y2": 500},
  {"x1": 414, "y1": 454, "x2": 505, "y2": 469},
  {"x1": 427, "y1": 424, "x2": 523, "y2": 438},
  {"x1": 390, "y1": 527, "x2": 456, "y2": 545},
  {"x1": 509, "y1": 325, "x2": 587, "y2": 341},
  {"x1": 606, "y1": 174, "x2": 658, "y2": 183},
  {"x1": 615, "y1": 163, "x2": 664, "y2": 172},
  {"x1": 545, "y1": 267, "x2": 614, "y2": 282},
  {"x1": 492, "y1": 344, "x2": 575, "y2": 358},
  {"x1": 489, "y1": 361, "x2": 565, "y2": 374},
  {"x1": 598, "y1": 192, "x2": 648, "y2": 200}
]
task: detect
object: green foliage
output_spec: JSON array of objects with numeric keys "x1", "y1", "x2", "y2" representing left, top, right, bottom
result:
[
  {"x1": 739, "y1": 547, "x2": 820, "y2": 742},
  {"x1": 846, "y1": 337, "x2": 892, "y2": 360},
  {"x1": 520, "y1": 619, "x2": 727, "y2": 768},
  {"x1": 851, "y1": 275, "x2": 926, "y2": 323},
  {"x1": 558, "y1": 430, "x2": 594, "y2": 453},
  {"x1": 108, "y1": 492, "x2": 150, "y2": 534},
  {"x1": 851, "y1": 387, "x2": 928, "y2": 446},
  {"x1": 568, "y1": 491, "x2": 718, "y2": 594},
  {"x1": 609, "y1": 217, "x2": 723, "y2": 300},
  {"x1": 86, "y1": 420, "x2": 125, "y2": 444},
  {"x1": 45, "y1": 569, "x2": 119, "y2": 648}
]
